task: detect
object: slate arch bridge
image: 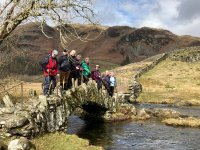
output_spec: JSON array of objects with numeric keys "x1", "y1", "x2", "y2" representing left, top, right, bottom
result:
[{"x1": 45, "y1": 81, "x2": 123, "y2": 131}]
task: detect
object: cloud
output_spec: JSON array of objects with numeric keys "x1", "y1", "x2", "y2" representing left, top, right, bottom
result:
[
  {"x1": 92, "y1": 0, "x2": 200, "y2": 37},
  {"x1": 93, "y1": 0, "x2": 133, "y2": 26},
  {"x1": 138, "y1": 0, "x2": 180, "y2": 29},
  {"x1": 171, "y1": 17, "x2": 200, "y2": 37},
  {"x1": 177, "y1": 0, "x2": 200, "y2": 22}
]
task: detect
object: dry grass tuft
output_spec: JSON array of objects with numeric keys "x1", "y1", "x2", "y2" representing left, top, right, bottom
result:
[
  {"x1": 163, "y1": 117, "x2": 200, "y2": 128},
  {"x1": 32, "y1": 132, "x2": 103, "y2": 150}
]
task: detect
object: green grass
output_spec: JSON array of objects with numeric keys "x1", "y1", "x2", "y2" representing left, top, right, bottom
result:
[{"x1": 32, "y1": 132, "x2": 103, "y2": 150}]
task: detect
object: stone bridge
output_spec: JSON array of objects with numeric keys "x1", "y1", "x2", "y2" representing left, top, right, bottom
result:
[
  {"x1": 0, "y1": 53, "x2": 170, "y2": 139},
  {"x1": 0, "y1": 81, "x2": 138, "y2": 138}
]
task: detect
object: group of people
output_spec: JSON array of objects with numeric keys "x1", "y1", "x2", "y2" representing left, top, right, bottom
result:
[{"x1": 40, "y1": 49, "x2": 117, "y2": 97}]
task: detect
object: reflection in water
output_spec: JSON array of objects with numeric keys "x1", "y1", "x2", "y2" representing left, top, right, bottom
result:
[
  {"x1": 68, "y1": 113, "x2": 200, "y2": 150},
  {"x1": 68, "y1": 115, "x2": 126, "y2": 147}
]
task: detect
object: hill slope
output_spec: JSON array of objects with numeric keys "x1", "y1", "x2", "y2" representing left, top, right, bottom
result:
[
  {"x1": 1, "y1": 23, "x2": 200, "y2": 77},
  {"x1": 138, "y1": 47, "x2": 200, "y2": 106}
]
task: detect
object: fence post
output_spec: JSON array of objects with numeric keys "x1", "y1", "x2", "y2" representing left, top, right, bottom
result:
[{"x1": 20, "y1": 82, "x2": 23, "y2": 100}]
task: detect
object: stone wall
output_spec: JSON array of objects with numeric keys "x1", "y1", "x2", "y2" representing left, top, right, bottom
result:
[
  {"x1": 127, "y1": 46, "x2": 200, "y2": 102},
  {"x1": 169, "y1": 46, "x2": 200, "y2": 62},
  {"x1": 128, "y1": 53, "x2": 169, "y2": 102},
  {"x1": 0, "y1": 95, "x2": 70, "y2": 138}
]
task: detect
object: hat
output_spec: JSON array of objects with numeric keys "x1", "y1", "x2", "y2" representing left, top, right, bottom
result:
[
  {"x1": 52, "y1": 50, "x2": 58, "y2": 56},
  {"x1": 96, "y1": 64, "x2": 100, "y2": 67},
  {"x1": 63, "y1": 50, "x2": 68, "y2": 52}
]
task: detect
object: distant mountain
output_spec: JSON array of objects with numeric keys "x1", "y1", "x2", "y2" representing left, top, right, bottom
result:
[{"x1": 1, "y1": 22, "x2": 200, "y2": 76}]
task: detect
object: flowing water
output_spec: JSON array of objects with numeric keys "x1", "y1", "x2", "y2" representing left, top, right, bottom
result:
[{"x1": 68, "y1": 104, "x2": 200, "y2": 150}]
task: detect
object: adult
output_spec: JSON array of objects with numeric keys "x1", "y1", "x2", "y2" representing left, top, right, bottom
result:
[
  {"x1": 81, "y1": 57, "x2": 91, "y2": 84},
  {"x1": 67, "y1": 50, "x2": 77, "y2": 89},
  {"x1": 102, "y1": 71, "x2": 110, "y2": 95},
  {"x1": 91, "y1": 65, "x2": 102, "y2": 91},
  {"x1": 74, "y1": 54, "x2": 83, "y2": 86},
  {"x1": 41, "y1": 50, "x2": 58, "y2": 95},
  {"x1": 58, "y1": 50, "x2": 71, "y2": 91},
  {"x1": 109, "y1": 72, "x2": 117, "y2": 97}
]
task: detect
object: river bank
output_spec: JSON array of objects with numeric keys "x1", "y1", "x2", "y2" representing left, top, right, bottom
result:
[{"x1": 0, "y1": 132, "x2": 103, "y2": 150}]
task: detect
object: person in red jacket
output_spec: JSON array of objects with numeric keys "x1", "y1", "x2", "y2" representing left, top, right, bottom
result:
[{"x1": 41, "y1": 50, "x2": 58, "y2": 95}]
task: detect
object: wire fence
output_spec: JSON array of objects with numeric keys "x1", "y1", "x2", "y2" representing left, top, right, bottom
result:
[
  {"x1": 0, "y1": 76, "x2": 44, "y2": 103},
  {"x1": 0, "y1": 82, "x2": 25, "y2": 103},
  {"x1": 0, "y1": 76, "x2": 60, "y2": 103}
]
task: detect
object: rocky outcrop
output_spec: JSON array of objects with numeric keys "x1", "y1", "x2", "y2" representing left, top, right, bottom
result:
[
  {"x1": 103, "y1": 105, "x2": 150, "y2": 122},
  {"x1": 170, "y1": 46, "x2": 200, "y2": 62},
  {"x1": 103, "y1": 104, "x2": 136, "y2": 121}
]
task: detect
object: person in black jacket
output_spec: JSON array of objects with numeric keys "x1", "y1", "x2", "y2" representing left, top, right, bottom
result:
[
  {"x1": 67, "y1": 50, "x2": 77, "y2": 89},
  {"x1": 58, "y1": 50, "x2": 71, "y2": 90},
  {"x1": 74, "y1": 54, "x2": 83, "y2": 86}
]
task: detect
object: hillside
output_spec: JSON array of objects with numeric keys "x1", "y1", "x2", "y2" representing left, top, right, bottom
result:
[
  {"x1": 138, "y1": 47, "x2": 200, "y2": 106},
  {"x1": 1, "y1": 23, "x2": 200, "y2": 77}
]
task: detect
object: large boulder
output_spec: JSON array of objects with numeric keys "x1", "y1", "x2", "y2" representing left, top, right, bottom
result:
[
  {"x1": 8, "y1": 137, "x2": 35, "y2": 150},
  {"x1": 4, "y1": 115, "x2": 29, "y2": 130},
  {"x1": 0, "y1": 108, "x2": 15, "y2": 115},
  {"x1": 103, "y1": 104, "x2": 137, "y2": 122},
  {"x1": 2, "y1": 95, "x2": 14, "y2": 108},
  {"x1": 132, "y1": 108, "x2": 150, "y2": 120}
]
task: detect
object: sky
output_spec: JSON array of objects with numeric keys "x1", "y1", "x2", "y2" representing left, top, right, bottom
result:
[
  {"x1": 92, "y1": 0, "x2": 200, "y2": 37},
  {"x1": 1, "y1": 0, "x2": 200, "y2": 37}
]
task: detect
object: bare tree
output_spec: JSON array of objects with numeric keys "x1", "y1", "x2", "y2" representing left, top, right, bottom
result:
[{"x1": 0, "y1": 0, "x2": 97, "y2": 46}]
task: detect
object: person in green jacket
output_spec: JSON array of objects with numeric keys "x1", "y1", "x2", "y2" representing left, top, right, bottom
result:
[{"x1": 81, "y1": 57, "x2": 91, "y2": 84}]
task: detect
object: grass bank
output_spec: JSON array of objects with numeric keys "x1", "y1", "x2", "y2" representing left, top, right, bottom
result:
[
  {"x1": 31, "y1": 132, "x2": 103, "y2": 150},
  {"x1": 138, "y1": 58, "x2": 200, "y2": 106}
]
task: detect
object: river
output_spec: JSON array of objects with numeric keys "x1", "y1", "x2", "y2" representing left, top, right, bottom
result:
[{"x1": 67, "y1": 104, "x2": 200, "y2": 150}]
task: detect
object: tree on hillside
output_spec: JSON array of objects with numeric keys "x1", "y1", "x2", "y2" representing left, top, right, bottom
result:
[{"x1": 0, "y1": 0, "x2": 97, "y2": 46}]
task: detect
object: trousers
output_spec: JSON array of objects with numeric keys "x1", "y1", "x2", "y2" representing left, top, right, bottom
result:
[{"x1": 43, "y1": 76, "x2": 56, "y2": 95}]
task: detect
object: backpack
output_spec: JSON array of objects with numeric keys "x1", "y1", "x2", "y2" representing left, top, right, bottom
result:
[{"x1": 39, "y1": 54, "x2": 51, "y2": 71}]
